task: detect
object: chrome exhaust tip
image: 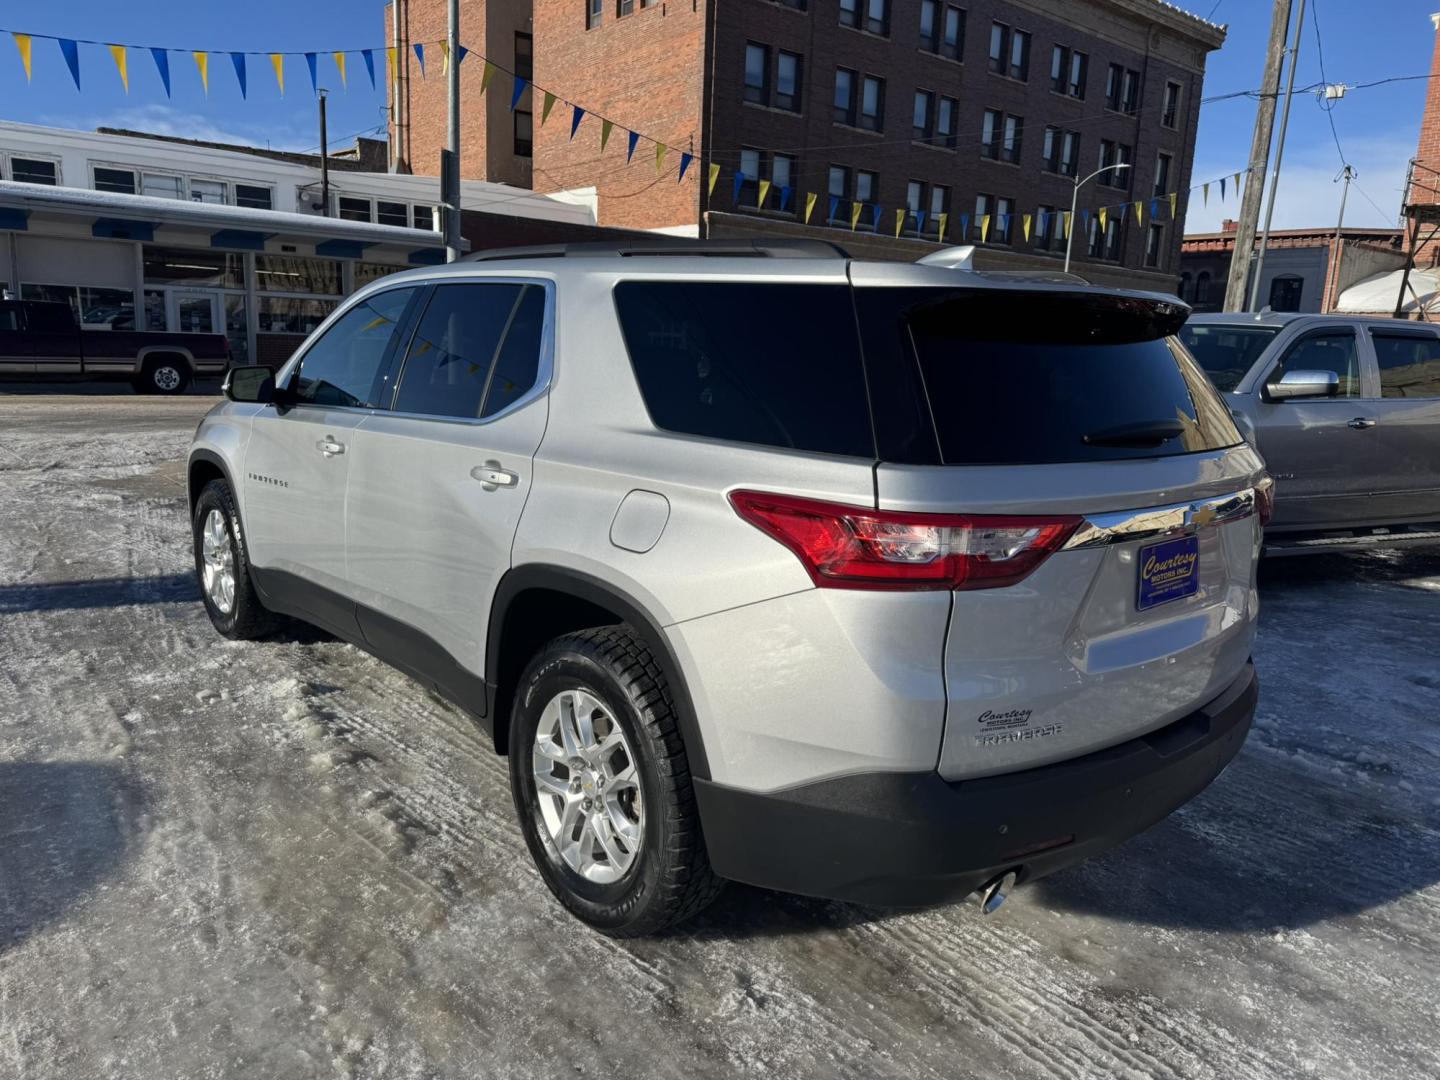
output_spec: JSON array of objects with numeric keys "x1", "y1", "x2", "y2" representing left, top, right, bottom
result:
[{"x1": 978, "y1": 871, "x2": 1018, "y2": 915}]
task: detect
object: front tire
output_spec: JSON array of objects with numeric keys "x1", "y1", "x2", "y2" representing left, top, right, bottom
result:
[
  {"x1": 509, "y1": 626, "x2": 722, "y2": 935},
  {"x1": 192, "y1": 479, "x2": 275, "y2": 640}
]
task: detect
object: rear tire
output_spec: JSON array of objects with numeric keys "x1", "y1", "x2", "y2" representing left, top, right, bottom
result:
[
  {"x1": 134, "y1": 355, "x2": 191, "y2": 395},
  {"x1": 509, "y1": 625, "x2": 723, "y2": 935},
  {"x1": 192, "y1": 479, "x2": 276, "y2": 640}
]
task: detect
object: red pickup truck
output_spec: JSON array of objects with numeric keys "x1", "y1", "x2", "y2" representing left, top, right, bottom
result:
[{"x1": 0, "y1": 299, "x2": 230, "y2": 394}]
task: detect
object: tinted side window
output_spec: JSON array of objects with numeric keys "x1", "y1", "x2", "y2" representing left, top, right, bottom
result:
[
  {"x1": 1372, "y1": 333, "x2": 1440, "y2": 399},
  {"x1": 1274, "y1": 330, "x2": 1359, "y2": 398},
  {"x1": 292, "y1": 288, "x2": 415, "y2": 408},
  {"x1": 1175, "y1": 324, "x2": 1279, "y2": 392},
  {"x1": 613, "y1": 282, "x2": 873, "y2": 457},
  {"x1": 23, "y1": 303, "x2": 74, "y2": 333},
  {"x1": 0, "y1": 305, "x2": 19, "y2": 332},
  {"x1": 392, "y1": 283, "x2": 545, "y2": 420},
  {"x1": 482, "y1": 285, "x2": 546, "y2": 418}
]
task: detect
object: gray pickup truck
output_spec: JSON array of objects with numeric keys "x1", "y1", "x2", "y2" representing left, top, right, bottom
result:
[
  {"x1": 0, "y1": 299, "x2": 230, "y2": 394},
  {"x1": 1180, "y1": 312, "x2": 1440, "y2": 553}
]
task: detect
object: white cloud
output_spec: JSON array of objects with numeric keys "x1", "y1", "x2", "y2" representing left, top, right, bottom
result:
[
  {"x1": 35, "y1": 104, "x2": 315, "y2": 153},
  {"x1": 1185, "y1": 131, "x2": 1413, "y2": 235}
]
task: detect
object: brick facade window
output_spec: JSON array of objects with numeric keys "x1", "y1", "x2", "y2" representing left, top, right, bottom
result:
[
  {"x1": 617, "y1": 0, "x2": 635, "y2": 17},
  {"x1": 919, "y1": 1, "x2": 963, "y2": 60},
  {"x1": 1097, "y1": 139, "x2": 1132, "y2": 189},
  {"x1": 1106, "y1": 63, "x2": 1140, "y2": 114},
  {"x1": 514, "y1": 109, "x2": 533, "y2": 157},
  {"x1": 1035, "y1": 204, "x2": 1062, "y2": 251},
  {"x1": 841, "y1": 0, "x2": 889, "y2": 36},
  {"x1": 988, "y1": 23, "x2": 1029, "y2": 80},
  {"x1": 981, "y1": 110, "x2": 1022, "y2": 163},
  {"x1": 745, "y1": 43, "x2": 771, "y2": 104},
  {"x1": 514, "y1": 32, "x2": 533, "y2": 80},
  {"x1": 1042, "y1": 126, "x2": 1079, "y2": 176},
  {"x1": 834, "y1": 68, "x2": 857, "y2": 125},
  {"x1": 748, "y1": 46, "x2": 803, "y2": 112},
  {"x1": 1088, "y1": 215, "x2": 1122, "y2": 260},
  {"x1": 1145, "y1": 223, "x2": 1164, "y2": 268},
  {"x1": 1050, "y1": 45, "x2": 1086, "y2": 98},
  {"x1": 1154, "y1": 152, "x2": 1172, "y2": 198},
  {"x1": 1162, "y1": 80, "x2": 1182, "y2": 128},
  {"x1": 860, "y1": 75, "x2": 885, "y2": 130},
  {"x1": 587, "y1": 0, "x2": 602, "y2": 29},
  {"x1": 776, "y1": 52, "x2": 802, "y2": 111}
]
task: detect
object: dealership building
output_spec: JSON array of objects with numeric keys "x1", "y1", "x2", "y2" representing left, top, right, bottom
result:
[{"x1": 0, "y1": 121, "x2": 603, "y2": 365}]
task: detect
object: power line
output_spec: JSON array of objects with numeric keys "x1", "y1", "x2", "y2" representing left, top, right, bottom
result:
[
  {"x1": 1351, "y1": 180, "x2": 1398, "y2": 225},
  {"x1": 1309, "y1": 0, "x2": 1348, "y2": 167}
]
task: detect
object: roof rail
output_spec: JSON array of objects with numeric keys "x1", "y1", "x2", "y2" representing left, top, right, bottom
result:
[{"x1": 464, "y1": 237, "x2": 850, "y2": 262}]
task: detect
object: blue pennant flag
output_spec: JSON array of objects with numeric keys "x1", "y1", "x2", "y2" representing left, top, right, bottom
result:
[
  {"x1": 915, "y1": 210, "x2": 927, "y2": 233},
  {"x1": 58, "y1": 38, "x2": 81, "y2": 90},
  {"x1": 1117, "y1": 202, "x2": 1128, "y2": 221},
  {"x1": 828, "y1": 195, "x2": 840, "y2": 222},
  {"x1": 570, "y1": 106, "x2": 585, "y2": 139},
  {"x1": 230, "y1": 52, "x2": 247, "y2": 98},
  {"x1": 1219, "y1": 177, "x2": 1227, "y2": 200},
  {"x1": 959, "y1": 213, "x2": 970, "y2": 237},
  {"x1": 871, "y1": 204, "x2": 882, "y2": 230},
  {"x1": 306, "y1": 52, "x2": 319, "y2": 94},
  {"x1": 412, "y1": 43, "x2": 425, "y2": 78},
  {"x1": 626, "y1": 130, "x2": 640, "y2": 163},
  {"x1": 677, "y1": 152, "x2": 693, "y2": 182},
  {"x1": 361, "y1": 49, "x2": 376, "y2": 90},
  {"x1": 457, "y1": 46, "x2": 469, "y2": 65},
  {"x1": 1081, "y1": 209, "x2": 1091, "y2": 229},
  {"x1": 1037, "y1": 210, "x2": 1049, "y2": 234},
  {"x1": 510, "y1": 77, "x2": 528, "y2": 111},
  {"x1": 997, "y1": 212, "x2": 1010, "y2": 235},
  {"x1": 1151, "y1": 198, "x2": 1161, "y2": 220},
  {"x1": 779, "y1": 185, "x2": 792, "y2": 211},
  {"x1": 150, "y1": 48, "x2": 171, "y2": 97},
  {"x1": 732, "y1": 171, "x2": 746, "y2": 204}
]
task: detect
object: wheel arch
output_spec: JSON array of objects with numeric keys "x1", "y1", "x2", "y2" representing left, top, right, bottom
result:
[
  {"x1": 187, "y1": 448, "x2": 233, "y2": 518},
  {"x1": 138, "y1": 345, "x2": 196, "y2": 367},
  {"x1": 486, "y1": 565, "x2": 711, "y2": 781}
]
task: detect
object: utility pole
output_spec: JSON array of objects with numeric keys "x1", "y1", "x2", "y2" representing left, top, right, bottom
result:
[
  {"x1": 390, "y1": 0, "x2": 406, "y2": 172},
  {"x1": 444, "y1": 0, "x2": 462, "y2": 262},
  {"x1": 318, "y1": 89, "x2": 330, "y2": 216},
  {"x1": 1327, "y1": 164, "x2": 1353, "y2": 313},
  {"x1": 1248, "y1": 0, "x2": 1308, "y2": 312},
  {"x1": 1224, "y1": 0, "x2": 1292, "y2": 312}
]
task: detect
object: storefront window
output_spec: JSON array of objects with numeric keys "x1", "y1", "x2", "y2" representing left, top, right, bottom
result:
[
  {"x1": 258, "y1": 296, "x2": 337, "y2": 335},
  {"x1": 354, "y1": 262, "x2": 409, "y2": 288},
  {"x1": 143, "y1": 247, "x2": 244, "y2": 289},
  {"x1": 20, "y1": 283, "x2": 136, "y2": 330},
  {"x1": 255, "y1": 254, "x2": 341, "y2": 295},
  {"x1": 224, "y1": 295, "x2": 250, "y2": 363}
]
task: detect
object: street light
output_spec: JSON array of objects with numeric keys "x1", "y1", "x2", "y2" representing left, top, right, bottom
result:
[{"x1": 1064, "y1": 163, "x2": 1132, "y2": 274}]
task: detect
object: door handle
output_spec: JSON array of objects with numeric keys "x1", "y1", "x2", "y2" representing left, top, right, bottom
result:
[
  {"x1": 471, "y1": 462, "x2": 518, "y2": 490},
  {"x1": 315, "y1": 436, "x2": 346, "y2": 456},
  {"x1": 1347, "y1": 417, "x2": 1377, "y2": 430}
]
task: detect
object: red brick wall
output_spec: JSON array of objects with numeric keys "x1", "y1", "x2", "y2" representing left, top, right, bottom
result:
[
  {"x1": 530, "y1": 0, "x2": 706, "y2": 231},
  {"x1": 1409, "y1": 18, "x2": 1440, "y2": 266}
]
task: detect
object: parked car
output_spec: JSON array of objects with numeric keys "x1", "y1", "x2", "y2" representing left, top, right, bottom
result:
[
  {"x1": 1180, "y1": 312, "x2": 1440, "y2": 552},
  {"x1": 0, "y1": 298, "x2": 229, "y2": 393},
  {"x1": 188, "y1": 240, "x2": 1267, "y2": 935}
]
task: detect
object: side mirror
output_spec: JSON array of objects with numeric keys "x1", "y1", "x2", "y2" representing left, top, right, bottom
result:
[
  {"x1": 1265, "y1": 369, "x2": 1340, "y2": 401},
  {"x1": 223, "y1": 365, "x2": 277, "y2": 404}
]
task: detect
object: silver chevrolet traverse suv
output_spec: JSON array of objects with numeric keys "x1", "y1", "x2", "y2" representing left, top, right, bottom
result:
[{"x1": 189, "y1": 240, "x2": 1268, "y2": 935}]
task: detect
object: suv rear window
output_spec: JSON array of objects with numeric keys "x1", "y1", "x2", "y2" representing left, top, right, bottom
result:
[
  {"x1": 613, "y1": 281, "x2": 874, "y2": 457},
  {"x1": 1176, "y1": 323, "x2": 1279, "y2": 391},
  {"x1": 857, "y1": 287, "x2": 1243, "y2": 465}
]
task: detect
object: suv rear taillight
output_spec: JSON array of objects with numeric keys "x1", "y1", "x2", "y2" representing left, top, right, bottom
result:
[
  {"x1": 729, "y1": 490, "x2": 1081, "y2": 591},
  {"x1": 1255, "y1": 475, "x2": 1275, "y2": 527}
]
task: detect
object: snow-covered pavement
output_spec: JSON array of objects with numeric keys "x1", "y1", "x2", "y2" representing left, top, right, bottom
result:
[{"x1": 2, "y1": 391, "x2": 1438, "y2": 1080}]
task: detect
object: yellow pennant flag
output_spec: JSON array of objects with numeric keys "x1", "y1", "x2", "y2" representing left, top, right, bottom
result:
[
  {"x1": 1169, "y1": 192, "x2": 1178, "y2": 218},
  {"x1": 655, "y1": 142, "x2": 667, "y2": 175},
  {"x1": 1203, "y1": 182, "x2": 1209, "y2": 206},
  {"x1": 1063, "y1": 211, "x2": 1072, "y2": 239},
  {"x1": 333, "y1": 52, "x2": 347, "y2": 90},
  {"x1": 1233, "y1": 172, "x2": 1241, "y2": 192},
  {"x1": 895, "y1": 208, "x2": 906, "y2": 238},
  {"x1": 600, "y1": 119, "x2": 613, "y2": 151},
  {"x1": 193, "y1": 51, "x2": 209, "y2": 95},
  {"x1": 109, "y1": 44, "x2": 129, "y2": 93},
  {"x1": 937, "y1": 212, "x2": 948, "y2": 244},
  {"x1": 541, "y1": 91, "x2": 557, "y2": 125},
  {"x1": 1022, "y1": 213, "x2": 1032, "y2": 242},
  {"x1": 804, "y1": 192, "x2": 817, "y2": 224},
  {"x1": 12, "y1": 32, "x2": 32, "y2": 82},
  {"x1": 271, "y1": 53, "x2": 285, "y2": 95},
  {"x1": 980, "y1": 214, "x2": 991, "y2": 243},
  {"x1": 481, "y1": 61, "x2": 497, "y2": 95},
  {"x1": 1134, "y1": 200, "x2": 1144, "y2": 226},
  {"x1": 439, "y1": 41, "x2": 450, "y2": 74},
  {"x1": 707, "y1": 162, "x2": 720, "y2": 197},
  {"x1": 850, "y1": 202, "x2": 863, "y2": 230},
  {"x1": 757, "y1": 179, "x2": 771, "y2": 208},
  {"x1": 386, "y1": 46, "x2": 396, "y2": 78},
  {"x1": 1098, "y1": 207, "x2": 1108, "y2": 231}
]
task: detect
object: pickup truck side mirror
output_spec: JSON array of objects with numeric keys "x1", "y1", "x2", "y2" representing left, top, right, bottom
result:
[
  {"x1": 1265, "y1": 369, "x2": 1340, "y2": 401},
  {"x1": 223, "y1": 365, "x2": 277, "y2": 404}
]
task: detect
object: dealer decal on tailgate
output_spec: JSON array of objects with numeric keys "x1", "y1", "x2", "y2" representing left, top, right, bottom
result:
[{"x1": 1137, "y1": 534, "x2": 1200, "y2": 611}]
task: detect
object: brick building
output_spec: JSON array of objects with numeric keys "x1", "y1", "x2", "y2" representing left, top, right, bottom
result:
[{"x1": 388, "y1": 0, "x2": 1224, "y2": 289}]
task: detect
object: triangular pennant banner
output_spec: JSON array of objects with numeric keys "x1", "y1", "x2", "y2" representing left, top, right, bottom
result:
[
  {"x1": 541, "y1": 91, "x2": 556, "y2": 125},
  {"x1": 306, "y1": 52, "x2": 319, "y2": 94},
  {"x1": 1169, "y1": 192, "x2": 1178, "y2": 218},
  {"x1": 12, "y1": 33, "x2": 32, "y2": 83},
  {"x1": 230, "y1": 52, "x2": 247, "y2": 99},
  {"x1": 1081, "y1": 209, "x2": 1091, "y2": 229},
  {"x1": 386, "y1": 46, "x2": 397, "y2": 79},
  {"x1": 708, "y1": 163, "x2": 721, "y2": 197},
  {"x1": 757, "y1": 179, "x2": 771, "y2": 208},
  {"x1": 193, "y1": 51, "x2": 209, "y2": 95},
  {"x1": 1219, "y1": 177, "x2": 1226, "y2": 200},
  {"x1": 570, "y1": 106, "x2": 585, "y2": 139},
  {"x1": 915, "y1": 210, "x2": 926, "y2": 234},
  {"x1": 457, "y1": 46, "x2": 469, "y2": 66},
  {"x1": 959, "y1": 213, "x2": 970, "y2": 238},
  {"x1": 1117, "y1": 203, "x2": 1128, "y2": 222},
  {"x1": 871, "y1": 204, "x2": 882, "y2": 230},
  {"x1": 805, "y1": 192, "x2": 818, "y2": 224},
  {"x1": 439, "y1": 41, "x2": 450, "y2": 74},
  {"x1": 937, "y1": 212, "x2": 948, "y2": 244},
  {"x1": 362, "y1": 49, "x2": 376, "y2": 90},
  {"x1": 1151, "y1": 198, "x2": 1160, "y2": 221},
  {"x1": 150, "y1": 47, "x2": 170, "y2": 96},
  {"x1": 1022, "y1": 213, "x2": 1032, "y2": 242},
  {"x1": 626, "y1": 130, "x2": 639, "y2": 163},
  {"x1": 412, "y1": 44, "x2": 425, "y2": 78},
  {"x1": 271, "y1": 54, "x2": 285, "y2": 95},
  {"x1": 828, "y1": 195, "x2": 840, "y2": 222},
  {"x1": 1062, "y1": 211, "x2": 1072, "y2": 239},
  {"x1": 850, "y1": 202, "x2": 863, "y2": 231},
  {"x1": 1233, "y1": 172, "x2": 1241, "y2": 193},
  {"x1": 109, "y1": 45, "x2": 128, "y2": 93},
  {"x1": 997, "y1": 212, "x2": 1009, "y2": 236},
  {"x1": 481, "y1": 60, "x2": 497, "y2": 95},
  {"x1": 732, "y1": 172, "x2": 746, "y2": 205},
  {"x1": 655, "y1": 142, "x2": 667, "y2": 175},
  {"x1": 980, "y1": 214, "x2": 991, "y2": 243},
  {"x1": 1098, "y1": 207, "x2": 1108, "y2": 230},
  {"x1": 1203, "y1": 182, "x2": 1209, "y2": 206},
  {"x1": 1134, "y1": 200, "x2": 1144, "y2": 226},
  {"x1": 510, "y1": 76, "x2": 528, "y2": 111},
  {"x1": 58, "y1": 38, "x2": 81, "y2": 90},
  {"x1": 333, "y1": 52, "x2": 347, "y2": 90},
  {"x1": 600, "y1": 119, "x2": 614, "y2": 152},
  {"x1": 779, "y1": 186, "x2": 792, "y2": 211},
  {"x1": 678, "y1": 152, "x2": 693, "y2": 182},
  {"x1": 894, "y1": 208, "x2": 906, "y2": 238}
]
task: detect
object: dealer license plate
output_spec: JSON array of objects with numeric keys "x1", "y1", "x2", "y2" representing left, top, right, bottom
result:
[{"x1": 1136, "y1": 534, "x2": 1199, "y2": 611}]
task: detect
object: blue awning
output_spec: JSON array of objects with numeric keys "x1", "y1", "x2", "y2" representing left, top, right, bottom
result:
[
  {"x1": 0, "y1": 208, "x2": 29, "y2": 231},
  {"x1": 93, "y1": 218, "x2": 155, "y2": 241},
  {"x1": 211, "y1": 229, "x2": 270, "y2": 251}
]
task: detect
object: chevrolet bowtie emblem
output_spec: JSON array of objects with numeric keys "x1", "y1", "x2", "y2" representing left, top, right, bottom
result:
[{"x1": 1188, "y1": 503, "x2": 1219, "y2": 528}]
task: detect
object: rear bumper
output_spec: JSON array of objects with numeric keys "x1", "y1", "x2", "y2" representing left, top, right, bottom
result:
[{"x1": 693, "y1": 661, "x2": 1257, "y2": 908}]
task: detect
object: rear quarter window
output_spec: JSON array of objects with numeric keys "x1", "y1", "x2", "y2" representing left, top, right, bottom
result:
[{"x1": 613, "y1": 281, "x2": 874, "y2": 458}]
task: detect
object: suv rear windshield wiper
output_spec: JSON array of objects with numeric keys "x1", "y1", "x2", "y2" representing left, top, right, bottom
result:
[{"x1": 1082, "y1": 420, "x2": 1186, "y2": 447}]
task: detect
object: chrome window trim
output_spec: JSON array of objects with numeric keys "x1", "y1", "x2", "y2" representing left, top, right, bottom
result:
[{"x1": 1061, "y1": 487, "x2": 1257, "y2": 550}]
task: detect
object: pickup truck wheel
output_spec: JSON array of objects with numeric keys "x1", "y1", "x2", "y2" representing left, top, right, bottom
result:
[
  {"x1": 192, "y1": 479, "x2": 276, "y2": 640},
  {"x1": 509, "y1": 626, "x2": 723, "y2": 936},
  {"x1": 135, "y1": 356, "x2": 191, "y2": 395}
]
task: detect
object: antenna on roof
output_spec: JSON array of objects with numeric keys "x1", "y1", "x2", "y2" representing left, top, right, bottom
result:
[{"x1": 915, "y1": 245, "x2": 976, "y2": 270}]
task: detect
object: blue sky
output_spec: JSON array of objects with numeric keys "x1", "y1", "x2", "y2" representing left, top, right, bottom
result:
[{"x1": 0, "y1": 0, "x2": 1434, "y2": 234}]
